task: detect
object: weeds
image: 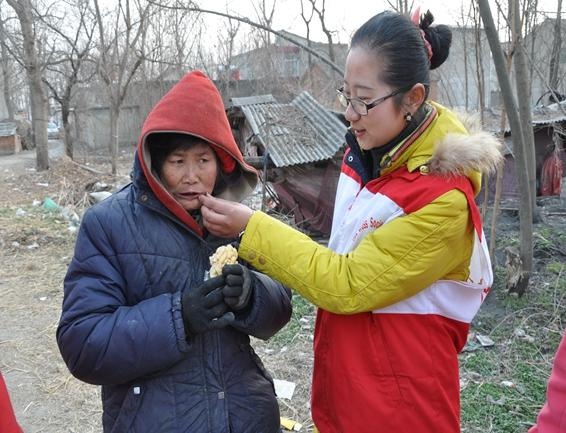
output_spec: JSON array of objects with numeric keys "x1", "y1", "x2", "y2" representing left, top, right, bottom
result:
[
  {"x1": 461, "y1": 264, "x2": 565, "y2": 432},
  {"x1": 267, "y1": 294, "x2": 316, "y2": 347}
]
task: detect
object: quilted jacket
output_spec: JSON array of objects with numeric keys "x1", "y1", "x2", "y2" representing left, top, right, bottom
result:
[{"x1": 57, "y1": 71, "x2": 292, "y2": 433}]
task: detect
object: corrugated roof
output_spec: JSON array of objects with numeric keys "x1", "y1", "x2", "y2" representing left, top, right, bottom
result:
[
  {"x1": 229, "y1": 91, "x2": 347, "y2": 167},
  {"x1": 0, "y1": 122, "x2": 17, "y2": 137},
  {"x1": 231, "y1": 94, "x2": 277, "y2": 106},
  {"x1": 483, "y1": 101, "x2": 566, "y2": 133},
  {"x1": 532, "y1": 101, "x2": 566, "y2": 126}
]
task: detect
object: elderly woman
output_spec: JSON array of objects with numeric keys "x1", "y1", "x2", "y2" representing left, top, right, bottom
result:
[{"x1": 56, "y1": 71, "x2": 292, "y2": 433}]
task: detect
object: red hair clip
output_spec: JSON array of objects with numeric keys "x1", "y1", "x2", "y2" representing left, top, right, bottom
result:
[{"x1": 410, "y1": 6, "x2": 433, "y2": 61}]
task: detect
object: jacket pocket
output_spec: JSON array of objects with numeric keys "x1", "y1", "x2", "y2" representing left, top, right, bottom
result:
[
  {"x1": 247, "y1": 345, "x2": 275, "y2": 388},
  {"x1": 108, "y1": 385, "x2": 144, "y2": 433},
  {"x1": 240, "y1": 344, "x2": 280, "y2": 432}
]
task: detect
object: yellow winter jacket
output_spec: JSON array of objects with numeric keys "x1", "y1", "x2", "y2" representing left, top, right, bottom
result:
[
  {"x1": 238, "y1": 102, "x2": 502, "y2": 433},
  {"x1": 237, "y1": 102, "x2": 500, "y2": 314}
]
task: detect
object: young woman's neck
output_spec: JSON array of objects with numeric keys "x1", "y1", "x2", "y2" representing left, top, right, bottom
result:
[{"x1": 367, "y1": 104, "x2": 429, "y2": 178}]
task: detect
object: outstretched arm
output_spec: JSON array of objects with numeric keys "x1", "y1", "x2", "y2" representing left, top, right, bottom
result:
[{"x1": 203, "y1": 190, "x2": 474, "y2": 315}]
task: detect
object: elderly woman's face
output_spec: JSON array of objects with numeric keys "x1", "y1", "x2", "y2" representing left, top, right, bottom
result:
[{"x1": 160, "y1": 141, "x2": 219, "y2": 211}]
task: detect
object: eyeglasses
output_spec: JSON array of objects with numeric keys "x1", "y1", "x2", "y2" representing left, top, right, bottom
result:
[{"x1": 336, "y1": 86, "x2": 408, "y2": 116}]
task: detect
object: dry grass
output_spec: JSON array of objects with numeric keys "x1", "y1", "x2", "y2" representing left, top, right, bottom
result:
[
  {"x1": 0, "y1": 153, "x2": 315, "y2": 432},
  {"x1": 0, "y1": 155, "x2": 129, "y2": 432}
]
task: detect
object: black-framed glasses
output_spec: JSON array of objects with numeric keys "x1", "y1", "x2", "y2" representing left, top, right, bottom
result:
[{"x1": 336, "y1": 86, "x2": 408, "y2": 116}]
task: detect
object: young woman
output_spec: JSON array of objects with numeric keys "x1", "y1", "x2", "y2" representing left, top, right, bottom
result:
[
  {"x1": 199, "y1": 10, "x2": 502, "y2": 433},
  {"x1": 56, "y1": 71, "x2": 292, "y2": 433}
]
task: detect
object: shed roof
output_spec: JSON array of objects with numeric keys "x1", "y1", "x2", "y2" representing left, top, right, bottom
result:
[
  {"x1": 0, "y1": 122, "x2": 17, "y2": 137},
  {"x1": 531, "y1": 101, "x2": 566, "y2": 126},
  {"x1": 482, "y1": 101, "x2": 566, "y2": 133},
  {"x1": 229, "y1": 91, "x2": 347, "y2": 167}
]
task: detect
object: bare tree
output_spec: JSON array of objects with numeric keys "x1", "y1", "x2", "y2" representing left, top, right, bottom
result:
[
  {"x1": 512, "y1": 0, "x2": 537, "y2": 219},
  {"x1": 0, "y1": 3, "x2": 15, "y2": 120},
  {"x1": 93, "y1": 0, "x2": 150, "y2": 175},
  {"x1": 307, "y1": 0, "x2": 335, "y2": 63},
  {"x1": 138, "y1": 2, "x2": 204, "y2": 123},
  {"x1": 299, "y1": 0, "x2": 315, "y2": 72},
  {"x1": 456, "y1": 21, "x2": 470, "y2": 109},
  {"x1": 252, "y1": 0, "x2": 275, "y2": 48},
  {"x1": 478, "y1": 0, "x2": 533, "y2": 291},
  {"x1": 215, "y1": 16, "x2": 240, "y2": 97},
  {"x1": 386, "y1": 0, "x2": 415, "y2": 15},
  {"x1": 471, "y1": 3, "x2": 486, "y2": 122},
  {"x1": 548, "y1": 0, "x2": 563, "y2": 96},
  {"x1": 468, "y1": 3, "x2": 492, "y2": 219},
  {"x1": 146, "y1": 1, "x2": 343, "y2": 75},
  {"x1": 524, "y1": 0, "x2": 539, "y2": 88},
  {"x1": 490, "y1": 5, "x2": 516, "y2": 260},
  {"x1": 41, "y1": 0, "x2": 95, "y2": 160},
  {"x1": 6, "y1": 0, "x2": 49, "y2": 170}
]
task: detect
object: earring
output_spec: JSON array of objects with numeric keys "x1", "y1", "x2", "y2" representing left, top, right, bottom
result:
[{"x1": 404, "y1": 112, "x2": 412, "y2": 123}]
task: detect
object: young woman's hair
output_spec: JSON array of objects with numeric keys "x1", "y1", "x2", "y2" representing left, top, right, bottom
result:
[
  {"x1": 147, "y1": 132, "x2": 239, "y2": 195},
  {"x1": 351, "y1": 10, "x2": 452, "y2": 102}
]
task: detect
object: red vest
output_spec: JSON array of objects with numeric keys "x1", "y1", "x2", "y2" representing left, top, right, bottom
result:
[{"x1": 312, "y1": 166, "x2": 490, "y2": 433}]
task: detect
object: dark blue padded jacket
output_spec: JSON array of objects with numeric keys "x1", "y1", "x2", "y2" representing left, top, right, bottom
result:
[{"x1": 57, "y1": 71, "x2": 292, "y2": 433}]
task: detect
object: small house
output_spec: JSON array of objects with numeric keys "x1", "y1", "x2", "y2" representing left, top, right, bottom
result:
[
  {"x1": 227, "y1": 91, "x2": 347, "y2": 236},
  {"x1": 480, "y1": 102, "x2": 566, "y2": 199},
  {"x1": 0, "y1": 122, "x2": 21, "y2": 155}
]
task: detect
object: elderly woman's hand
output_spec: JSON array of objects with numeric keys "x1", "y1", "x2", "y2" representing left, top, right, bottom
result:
[{"x1": 200, "y1": 194, "x2": 254, "y2": 238}]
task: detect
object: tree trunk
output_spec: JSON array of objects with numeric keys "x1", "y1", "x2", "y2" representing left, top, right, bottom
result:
[
  {"x1": 489, "y1": 48, "x2": 514, "y2": 259},
  {"x1": 462, "y1": 26, "x2": 469, "y2": 110},
  {"x1": 109, "y1": 104, "x2": 119, "y2": 175},
  {"x1": 512, "y1": 0, "x2": 539, "y2": 221},
  {"x1": 549, "y1": 0, "x2": 562, "y2": 94},
  {"x1": 489, "y1": 163, "x2": 504, "y2": 257},
  {"x1": 0, "y1": 16, "x2": 14, "y2": 120},
  {"x1": 61, "y1": 101, "x2": 73, "y2": 159},
  {"x1": 6, "y1": 0, "x2": 49, "y2": 171},
  {"x1": 505, "y1": 246, "x2": 529, "y2": 296},
  {"x1": 477, "y1": 0, "x2": 533, "y2": 277}
]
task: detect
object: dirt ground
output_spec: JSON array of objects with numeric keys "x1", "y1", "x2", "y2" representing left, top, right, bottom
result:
[
  {"x1": 0, "y1": 147, "x2": 315, "y2": 433},
  {"x1": 1, "y1": 145, "x2": 565, "y2": 432}
]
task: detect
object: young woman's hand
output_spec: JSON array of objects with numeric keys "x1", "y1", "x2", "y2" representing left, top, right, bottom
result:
[{"x1": 200, "y1": 194, "x2": 254, "y2": 238}]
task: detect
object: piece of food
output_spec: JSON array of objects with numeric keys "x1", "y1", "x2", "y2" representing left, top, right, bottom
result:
[{"x1": 209, "y1": 244, "x2": 238, "y2": 278}]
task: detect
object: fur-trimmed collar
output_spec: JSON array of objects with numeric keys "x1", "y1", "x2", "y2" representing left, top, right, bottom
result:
[
  {"x1": 384, "y1": 102, "x2": 503, "y2": 195},
  {"x1": 425, "y1": 109, "x2": 503, "y2": 177}
]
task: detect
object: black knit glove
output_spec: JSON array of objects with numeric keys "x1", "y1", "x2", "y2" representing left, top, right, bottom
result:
[
  {"x1": 222, "y1": 264, "x2": 254, "y2": 311},
  {"x1": 181, "y1": 276, "x2": 235, "y2": 337}
]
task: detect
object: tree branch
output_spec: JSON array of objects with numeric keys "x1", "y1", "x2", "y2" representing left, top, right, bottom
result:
[{"x1": 146, "y1": 0, "x2": 344, "y2": 76}]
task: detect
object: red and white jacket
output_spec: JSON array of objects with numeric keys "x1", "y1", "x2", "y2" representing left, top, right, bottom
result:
[{"x1": 238, "y1": 103, "x2": 503, "y2": 432}]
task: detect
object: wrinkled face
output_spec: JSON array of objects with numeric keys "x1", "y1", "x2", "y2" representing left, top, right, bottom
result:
[
  {"x1": 343, "y1": 46, "x2": 407, "y2": 150},
  {"x1": 160, "y1": 141, "x2": 219, "y2": 211}
]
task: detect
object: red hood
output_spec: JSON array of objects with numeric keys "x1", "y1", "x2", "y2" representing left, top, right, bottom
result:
[{"x1": 137, "y1": 70, "x2": 257, "y2": 236}]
